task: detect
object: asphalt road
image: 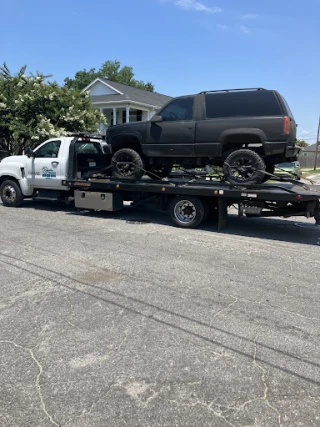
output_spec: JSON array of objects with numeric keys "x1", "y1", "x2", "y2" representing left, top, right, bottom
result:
[{"x1": 0, "y1": 200, "x2": 319, "y2": 427}]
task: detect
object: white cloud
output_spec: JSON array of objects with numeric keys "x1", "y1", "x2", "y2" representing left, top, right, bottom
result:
[
  {"x1": 240, "y1": 25, "x2": 250, "y2": 34},
  {"x1": 217, "y1": 24, "x2": 228, "y2": 30},
  {"x1": 242, "y1": 14, "x2": 259, "y2": 20},
  {"x1": 162, "y1": 0, "x2": 221, "y2": 13}
]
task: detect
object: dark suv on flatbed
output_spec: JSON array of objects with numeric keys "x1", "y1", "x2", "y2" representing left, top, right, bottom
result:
[{"x1": 107, "y1": 88, "x2": 299, "y2": 184}]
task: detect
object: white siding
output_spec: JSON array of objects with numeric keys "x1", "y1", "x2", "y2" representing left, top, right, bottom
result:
[
  {"x1": 89, "y1": 82, "x2": 119, "y2": 96},
  {"x1": 142, "y1": 110, "x2": 149, "y2": 121}
]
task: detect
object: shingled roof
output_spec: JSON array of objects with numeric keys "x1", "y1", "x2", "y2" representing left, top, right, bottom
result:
[{"x1": 87, "y1": 78, "x2": 171, "y2": 108}]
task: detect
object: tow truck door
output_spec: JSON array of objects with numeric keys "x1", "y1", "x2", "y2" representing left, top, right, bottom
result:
[{"x1": 26, "y1": 139, "x2": 65, "y2": 189}]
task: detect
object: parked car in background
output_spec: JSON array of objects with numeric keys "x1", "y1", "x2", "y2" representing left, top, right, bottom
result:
[{"x1": 275, "y1": 161, "x2": 302, "y2": 180}]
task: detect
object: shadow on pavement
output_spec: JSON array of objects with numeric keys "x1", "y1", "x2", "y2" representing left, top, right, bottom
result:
[{"x1": 7, "y1": 199, "x2": 320, "y2": 246}]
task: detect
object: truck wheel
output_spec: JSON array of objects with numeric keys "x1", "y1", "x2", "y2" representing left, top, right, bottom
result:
[
  {"x1": 111, "y1": 148, "x2": 145, "y2": 180},
  {"x1": 262, "y1": 164, "x2": 275, "y2": 183},
  {"x1": 169, "y1": 196, "x2": 206, "y2": 228},
  {"x1": 0, "y1": 180, "x2": 23, "y2": 207},
  {"x1": 223, "y1": 149, "x2": 266, "y2": 185},
  {"x1": 146, "y1": 165, "x2": 172, "y2": 180}
]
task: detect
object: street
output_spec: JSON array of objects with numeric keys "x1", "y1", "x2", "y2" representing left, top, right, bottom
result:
[{"x1": 0, "y1": 200, "x2": 319, "y2": 427}]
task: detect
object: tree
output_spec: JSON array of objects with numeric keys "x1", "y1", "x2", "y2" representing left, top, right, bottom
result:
[
  {"x1": 64, "y1": 60, "x2": 154, "y2": 92},
  {"x1": 296, "y1": 139, "x2": 309, "y2": 148},
  {"x1": 0, "y1": 63, "x2": 106, "y2": 155}
]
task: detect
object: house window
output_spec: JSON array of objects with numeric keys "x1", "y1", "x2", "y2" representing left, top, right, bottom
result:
[{"x1": 121, "y1": 109, "x2": 144, "y2": 123}]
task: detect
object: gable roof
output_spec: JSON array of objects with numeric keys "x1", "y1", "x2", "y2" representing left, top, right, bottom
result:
[{"x1": 84, "y1": 78, "x2": 172, "y2": 108}]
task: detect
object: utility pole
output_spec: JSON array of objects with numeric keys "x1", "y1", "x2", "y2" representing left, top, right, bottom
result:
[{"x1": 314, "y1": 116, "x2": 320, "y2": 171}]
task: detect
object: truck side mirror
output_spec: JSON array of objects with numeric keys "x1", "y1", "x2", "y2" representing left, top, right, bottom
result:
[
  {"x1": 151, "y1": 115, "x2": 163, "y2": 123},
  {"x1": 26, "y1": 147, "x2": 34, "y2": 158}
]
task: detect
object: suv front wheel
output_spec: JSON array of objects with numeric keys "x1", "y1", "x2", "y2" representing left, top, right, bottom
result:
[
  {"x1": 223, "y1": 149, "x2": 266, "y2": 185},
  {"x1": 111, "y1": 148, "x2": 145, "y2": 180}
]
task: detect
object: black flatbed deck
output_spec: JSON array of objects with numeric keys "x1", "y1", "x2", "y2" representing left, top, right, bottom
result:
[{"x1": 64, "y1": 177, "x2": 320, "y2": 203}]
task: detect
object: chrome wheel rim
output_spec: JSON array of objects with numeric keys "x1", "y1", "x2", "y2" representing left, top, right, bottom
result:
[
  {"x1": 174, "y1": 200, "x2": 196, "y2": 224},
  {"x1": 3, "y1": 185, "x2": 16, "y2": 203}
]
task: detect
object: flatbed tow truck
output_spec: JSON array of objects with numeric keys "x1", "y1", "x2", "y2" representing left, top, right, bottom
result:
[
  {"x1": 63, "y1": 136, "x2": 320, "y2": 231},
  {"x1": 1, "y1": 134, "x2": 319, "y2": 231}
]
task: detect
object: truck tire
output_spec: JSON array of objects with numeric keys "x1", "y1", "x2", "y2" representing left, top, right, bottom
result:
[
  {"x1": 111, "y1": 148, "x2": 144, "y2": 180},
  {"x1": 0, "y1": 180, "x2": 23, "y2": 207},
  {"x1": 223, "y1": 149, "x2": 266, "y2": 185},
  {"x1": 146, "y1": 165, "x2": 172, "y2": 180},
  {"x1": 169, "y1": 196, "x2": 207, "y2": 228},
  {"x1": 262, "y1": 164, "x2": 275, "y2": 183}
]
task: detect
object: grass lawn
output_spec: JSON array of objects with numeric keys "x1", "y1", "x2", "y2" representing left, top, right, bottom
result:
[{"x1": 302, "y1": 168, "x2": 320, "y2": 177}]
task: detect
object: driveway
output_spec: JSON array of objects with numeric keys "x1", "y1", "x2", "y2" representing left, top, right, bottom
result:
[{"x1": 0, "y1": 201, "x2": 319, "y2": 427}]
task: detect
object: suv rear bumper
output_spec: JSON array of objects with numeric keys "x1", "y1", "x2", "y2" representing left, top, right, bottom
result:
[
  {"x1": 285, "y1": 146, "x2": 301, "y2": 159},
  {"x1": 264, "y1": 142, "x2": 300, "y2": 159}
]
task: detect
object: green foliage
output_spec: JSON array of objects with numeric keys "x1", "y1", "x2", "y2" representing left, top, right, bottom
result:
[
  {"x1": 296, "y1": 139, "x2": 309, "y2": 147},
  {"x1": 64, "y1": 60, "x2": 154, "y2": 92},
  {"x1": 0, "y1": 63, "x2": 106, "y2": 155}
]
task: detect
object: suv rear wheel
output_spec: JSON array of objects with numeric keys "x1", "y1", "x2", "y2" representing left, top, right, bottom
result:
[
  {"x1": 223, "y1": 149, "x2": 266, "y2": 185},
  {"x1": 111, "y1": 148, "x2": 144, "y2": 180}
]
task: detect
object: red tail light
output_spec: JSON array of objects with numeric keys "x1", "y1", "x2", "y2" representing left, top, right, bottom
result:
[{"x1": 283, "y1": 116, "x2": 290, "y2": 135}]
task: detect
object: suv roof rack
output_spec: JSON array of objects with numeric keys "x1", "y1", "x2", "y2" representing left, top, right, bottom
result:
[
  {"x1": 70, "y1": 132, "x2": 105, "y2": 140},
  {"x1": 199, "y1": 88, "x2": 266, "y2": 94}
]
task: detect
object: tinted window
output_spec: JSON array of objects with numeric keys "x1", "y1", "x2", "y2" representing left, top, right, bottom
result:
[
  {"x1": 34, "y1": 140, "x2": 61, "y2": 158},
  {"x1": 205, "y1": 91, "x2": 282, "y2": 118},
  {"x1": 75, "y1": 141, "x2": 102, "y2": 154},
  {"x1": 159, "y1": 97, "x2": 194, "y2": 121}
]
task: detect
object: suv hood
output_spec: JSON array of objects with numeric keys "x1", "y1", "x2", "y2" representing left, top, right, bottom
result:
[{"x1": 107, "y1": 120, "x2": 148, "y2": 133}]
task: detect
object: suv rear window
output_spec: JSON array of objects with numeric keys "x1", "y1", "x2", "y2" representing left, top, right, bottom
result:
[{"x1": 205, "y1": 91, "x2": 282, "y2": 119}]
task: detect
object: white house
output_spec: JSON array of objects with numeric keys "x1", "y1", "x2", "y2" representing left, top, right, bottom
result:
[{"x1": 82, "y1": 78, "x2": 171, "y2": 132}]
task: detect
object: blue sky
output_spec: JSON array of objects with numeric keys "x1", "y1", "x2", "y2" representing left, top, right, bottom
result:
[{"x1": 1, "y1": 0, "x2": 319, "y2": 142}]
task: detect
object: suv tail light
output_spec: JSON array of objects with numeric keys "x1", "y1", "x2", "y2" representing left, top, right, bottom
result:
[{"x1": 283, "y1": 116, "x2": 290, "y2": 135}]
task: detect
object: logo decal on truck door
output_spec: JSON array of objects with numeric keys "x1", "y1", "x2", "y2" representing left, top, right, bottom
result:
[{"x1": 42, "y1": 166, "x2": 56, "y2": 179}]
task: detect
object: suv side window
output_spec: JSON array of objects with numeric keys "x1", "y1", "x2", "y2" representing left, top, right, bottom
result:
[
  {"x1": 34, "y1": 140, "x2": 61, "y2": 158},
  {"x1": 159, "y1": 97, "x2": 194, "y2": 121},
  {"x1": 205, "y1": 91, "x2": 282, "y2": 118}
]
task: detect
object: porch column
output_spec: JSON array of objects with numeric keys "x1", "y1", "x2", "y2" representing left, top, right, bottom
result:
[
  {"x1": 147, "y1": 110, "x2": 151, "y2": 120},
  {"x1": 113, "y1": 107, "x2": 117, "y2": 125},
  {"x1": 126, "y1": 106, "x2": 130, "y2": 123},
  {"x1": 99, "y1": 108, "x2": 104, "y2": 132}
]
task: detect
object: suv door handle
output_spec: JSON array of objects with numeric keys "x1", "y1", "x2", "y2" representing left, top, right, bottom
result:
[{"x1": 51, "y1": 161, "x2": 59, "y2": 165}]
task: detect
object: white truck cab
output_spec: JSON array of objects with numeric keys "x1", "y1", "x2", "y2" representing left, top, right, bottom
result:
[{"x1": 0, "y1": 135, "x2": 110, "y2": 207}]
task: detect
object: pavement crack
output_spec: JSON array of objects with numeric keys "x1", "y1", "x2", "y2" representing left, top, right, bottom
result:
[
  {"x1": 0, "y1": 340, "x2": 61, "y2": 426},
  {"x1": 253, "y1": 335, "x2": 283, "y2": 427},
  {"x1": 210, "y1": 297, "x2": 238, "y2": 326}
]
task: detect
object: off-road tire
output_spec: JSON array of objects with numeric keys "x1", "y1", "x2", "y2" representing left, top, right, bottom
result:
[
  {"x1": 223, "y1": 149, "x2": 266, "y2": 185},
  {"x1": 262, "y1": 164, "x2": 275, "y2": 183},
  {"x1": 111, "y1": 148, "x2": 144, "y2": 180}
]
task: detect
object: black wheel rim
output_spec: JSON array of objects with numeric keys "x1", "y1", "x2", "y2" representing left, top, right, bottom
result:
[
  {"x1": 228, "y1": 156, "x2": 258, "y2": 182},
  {"x1": 113, "y1": 153, "x2": 139, "y2": 177}
]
